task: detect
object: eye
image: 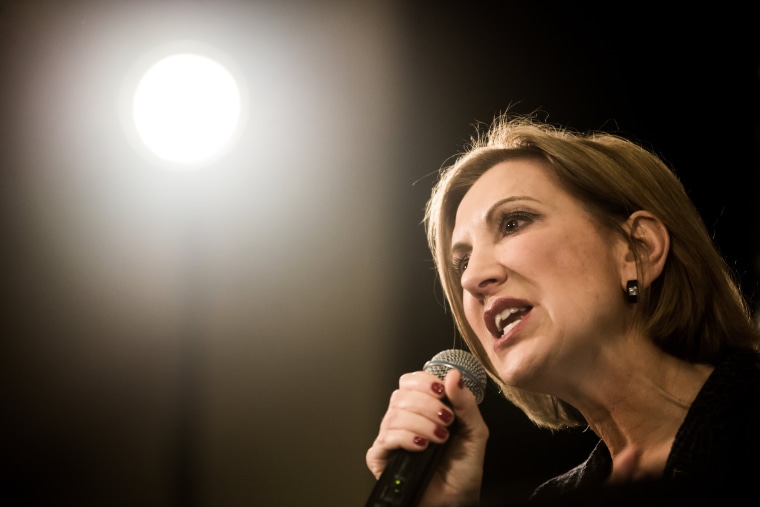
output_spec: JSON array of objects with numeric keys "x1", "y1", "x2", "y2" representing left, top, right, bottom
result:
[
  {"x1": 499, "y1": 210, "x2": 537, "y2": 236},
  {"x1": 452, "y1": 254, "x2": 470, "y2": 277}
]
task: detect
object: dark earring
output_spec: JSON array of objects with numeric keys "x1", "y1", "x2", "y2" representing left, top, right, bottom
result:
[{"x1": 626, "y1": 280, "x2": 639, "y2": 303}]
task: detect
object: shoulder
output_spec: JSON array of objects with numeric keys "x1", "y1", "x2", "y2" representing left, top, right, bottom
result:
[
  {"x1": 685, "y1": 349, "x2": 760, "y2": 422},
  {"x1": 667, "y1": 350, "x2": 760, "y2": 478}
]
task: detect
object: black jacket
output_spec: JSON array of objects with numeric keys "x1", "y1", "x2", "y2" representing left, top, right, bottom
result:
[{"x1": 528, "y1": 350, "x2": 760, "y2": 505}]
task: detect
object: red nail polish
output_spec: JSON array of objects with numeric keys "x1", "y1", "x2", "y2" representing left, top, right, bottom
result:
[
  {"x1": 438, "y1": 409, "x2": 453, "y2": 424},
  {"x1": 434, "y1": 427, "x2": 448, "y2": 439},
  {"x1": 431, "y1": 382, "x2": 445, "y2": 395},
  {"x1": 413, "y1": 436, "x2": 427, "y2": 447}
]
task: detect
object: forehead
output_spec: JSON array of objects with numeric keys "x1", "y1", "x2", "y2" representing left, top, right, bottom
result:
[{"x1": 454, "y1": 159, "x2": 563, "y2": 225}]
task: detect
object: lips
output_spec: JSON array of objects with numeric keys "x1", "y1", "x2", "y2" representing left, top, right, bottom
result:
[{"x1": 484, "y1": 299, "x2": 532, "y2": 339}]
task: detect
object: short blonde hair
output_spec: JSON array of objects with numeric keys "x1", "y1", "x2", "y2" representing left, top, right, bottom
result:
[{"x1": 425, "y1": 115, "x2": 760, "y2": 429}]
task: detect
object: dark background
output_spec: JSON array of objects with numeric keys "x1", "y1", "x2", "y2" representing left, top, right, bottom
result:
[
  {"x1": 2, "y1": 1, "x2": 758, "y2": 506},
  {"x1": 395, "y1": 3, "x2": 760, "y2": 504}
]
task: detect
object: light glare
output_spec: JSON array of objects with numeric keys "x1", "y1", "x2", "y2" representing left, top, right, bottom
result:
[{"x1": 132, "y1": 53, "x2": 241, "y2": 167}]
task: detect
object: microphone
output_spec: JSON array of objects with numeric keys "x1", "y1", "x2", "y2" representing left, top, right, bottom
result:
[{"x1": 365, "y1": 349, "x2": 487, "y2": 507}]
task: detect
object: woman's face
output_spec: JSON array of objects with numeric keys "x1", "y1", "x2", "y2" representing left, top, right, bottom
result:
[{"x1": 451, "y1": 159, "x2": 631, "y2": 394}]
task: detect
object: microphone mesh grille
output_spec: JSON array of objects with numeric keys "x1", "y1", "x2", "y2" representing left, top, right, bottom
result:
[{"x1": 423, "y1": 349, "x2": 487, "y2": 404}]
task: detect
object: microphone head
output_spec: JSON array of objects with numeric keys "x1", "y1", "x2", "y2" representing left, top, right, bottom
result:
[{"x1": 423, "y1": 349, "x2": 487, "y2": 404}]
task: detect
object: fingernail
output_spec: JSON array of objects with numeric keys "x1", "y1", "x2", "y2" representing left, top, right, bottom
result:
[
  {"x1": 413, "y1": 436, "x2": 427, "y2": 447},
  {"x1": 431, "y1": 382, "x2": 445, "y2": 395},
  {"x1": 437, "y1": 409, "x2": 453, "y2": 424},
  {"x1": 434, "y1": 427, "x2": 448, "y2": 439}
]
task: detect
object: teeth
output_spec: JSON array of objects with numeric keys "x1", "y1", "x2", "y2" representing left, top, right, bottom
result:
[
  {"x1": 495, "y1": 307, "x2": 524, "y2": 334},
  {"x1": 501, "y1": 320, "x2": 520, "y2": 336}
]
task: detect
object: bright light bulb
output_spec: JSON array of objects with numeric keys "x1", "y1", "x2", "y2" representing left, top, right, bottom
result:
[{"x1": 132, "y1": 53, "x2": 242, "y2": 167}]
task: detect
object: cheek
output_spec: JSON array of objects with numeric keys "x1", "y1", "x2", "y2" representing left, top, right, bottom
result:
[
  {"x1": 542, "y1": 237, "x2": 622, "y2": 312},
  {"x1": 544, "y1": 229, "x2": 614, "y2": 279}
]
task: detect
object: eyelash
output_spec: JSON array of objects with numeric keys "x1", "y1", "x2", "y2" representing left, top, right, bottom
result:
[
  {"x1": 452, "y1": 255, "x2": 469, "y2": 277},
  {"x1": 499, "y1": 210, "x2": 536, "y2": 236},
  {"x1": 451, "y1": 210, "x2": 538, "y2": 277}
]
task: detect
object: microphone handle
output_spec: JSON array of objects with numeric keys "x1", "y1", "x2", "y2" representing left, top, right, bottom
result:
[{"x1": 365, "y1": 413, "x2": 458, "y2": 507}]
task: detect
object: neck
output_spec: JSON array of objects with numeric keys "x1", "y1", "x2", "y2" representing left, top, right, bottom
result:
[{"x1": 562, "y1": 340, "x2": 714, "y2": 478}]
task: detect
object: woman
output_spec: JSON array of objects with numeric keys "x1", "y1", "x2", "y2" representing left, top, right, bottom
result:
[{"x1": 366, "y1": 116, "x2": 760, "y2": 505}]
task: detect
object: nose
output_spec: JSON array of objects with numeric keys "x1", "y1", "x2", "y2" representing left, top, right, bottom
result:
[{"x1": 460, "y1": 244, "x2": 506, "y2": 299}]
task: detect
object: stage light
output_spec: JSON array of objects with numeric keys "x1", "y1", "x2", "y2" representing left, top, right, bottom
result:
[{"x1": 121, "y1": 42, "x2": 246, "y2": 170}]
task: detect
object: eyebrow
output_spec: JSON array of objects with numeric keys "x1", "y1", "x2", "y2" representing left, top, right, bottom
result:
[{"x1": 450, "y1": 195, "x2": 540, "y2": 254}]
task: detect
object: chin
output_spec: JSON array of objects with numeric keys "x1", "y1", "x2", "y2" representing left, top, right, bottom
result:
[{"x1": 492, "y1": 350, "x2": 547, "y2": 392}]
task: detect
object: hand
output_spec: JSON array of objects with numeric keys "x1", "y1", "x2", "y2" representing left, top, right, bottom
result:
[{"x1": 366, "y1": 368, "x2": 489, "y2": 507}]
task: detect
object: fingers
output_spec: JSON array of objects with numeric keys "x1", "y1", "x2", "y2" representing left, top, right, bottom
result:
[
  {"x1": 382, "y1": 371, "x2": 457, "y2": 447},
  {"x1": 367, "y1": 365, "x2": 489, "y2": 507},
  {"x1": 366, "y1": 371, "x2": 457, "y2": 479}
]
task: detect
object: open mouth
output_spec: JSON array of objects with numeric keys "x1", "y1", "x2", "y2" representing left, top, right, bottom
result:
[{"x1": 494, "y1": 306, "x2": 530, "y2": 337}]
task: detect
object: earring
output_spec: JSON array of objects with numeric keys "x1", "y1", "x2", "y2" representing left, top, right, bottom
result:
[{"x1": 626, "y1": 280, "x2": 639, "y2": 303}]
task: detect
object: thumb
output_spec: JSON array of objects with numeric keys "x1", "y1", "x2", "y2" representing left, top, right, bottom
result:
[{"x1": 443, "y1": 368, "x2": 488, "y2": 439}]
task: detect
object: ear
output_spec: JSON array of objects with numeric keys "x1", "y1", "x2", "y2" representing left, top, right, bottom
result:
[{"x1": 619, "y1": 211, "x2": 670, "y2": 290}]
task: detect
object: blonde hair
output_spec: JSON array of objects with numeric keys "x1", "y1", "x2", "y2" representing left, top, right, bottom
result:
[{"x1": 425, "y1": 115, "x2": 760, "y2": 429}]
